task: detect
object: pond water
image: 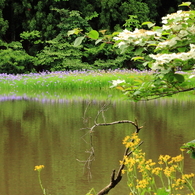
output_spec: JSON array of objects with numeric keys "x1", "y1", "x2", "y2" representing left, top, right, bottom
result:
[{"x1": 0, "y1": 96, "x2": 195, "y2": 195}]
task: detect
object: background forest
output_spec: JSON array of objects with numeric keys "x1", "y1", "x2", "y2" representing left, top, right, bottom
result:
[{"x1": 1, "y1": 0, "x2": 195, "y2": 73}]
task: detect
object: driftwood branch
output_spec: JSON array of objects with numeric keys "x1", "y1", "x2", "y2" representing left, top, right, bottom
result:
[
  {"x1": 91, "y1": 119, "x2": 142, "y2": 133},
  {"x1": 92, "y1": 118, "x2": 143, "y2": 195},
  {"x1": 79, "y1": 102, "x2": 143, "y2": 194},
  {"x1": 97, "y1": 140, "x2": 143, "y2": 195}
]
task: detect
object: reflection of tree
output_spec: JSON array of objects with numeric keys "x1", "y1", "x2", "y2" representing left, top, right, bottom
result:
[{"x1": 80, "y1": 103, "x2": 143, "y2": 195}]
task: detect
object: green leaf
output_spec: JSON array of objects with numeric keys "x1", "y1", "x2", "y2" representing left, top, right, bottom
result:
[
  {"x1": 132, "y1": 56, "x2": 144, "y2": 61},
  {"x1": 74, "y1": 36, "x2": 85, "y2": 47},
  {"x1": 191, "y1": 151, "x2": 195, "y2": 159},
  {"x1": 142, "y1": 21, "x2": 155, "y2": 28},
  {"x1": 134, "y1": 90, "x2": 141, "y2": 95},
  {"x1": 95, "y1": 39, "x2": 103, "y2": 45},
  {"x1": 179, "y1": 2, "x2": 191, "y2": 7},
  {"x1": 134, "y1": 47, "x2": 144, "y2": 55},
  {"x1": 177, "y1": 47, "x2": 187, "y2": 52},
  {"x1": 156, "y1": 188, "x2": 170, "y2": 195},
  {"x1": 119, "y1": 44, "x2": 129, "y2": 54},
  {"x1": 174, "y1": 74, "x2": 185, "y2": 83},
  {"x1": 85, "y1": 12, "x2": 99, "y2": 21},
  {"x1": 112, "y1": 32, "x2": 119, "y2": 36},
  {"x1": 67, "y1": 28, "x2": 82, "y2": 36},
  {"x1": 87, "y1": 30, "x2": 99, "y2": 39},
  {"x1": 99, "y1": 42, "x2": 106, "y2": 50}
]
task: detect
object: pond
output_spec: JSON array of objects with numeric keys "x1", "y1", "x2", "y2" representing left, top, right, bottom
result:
[{"x1": 0, "y1": 94, "x2": 195, "y2": 195}]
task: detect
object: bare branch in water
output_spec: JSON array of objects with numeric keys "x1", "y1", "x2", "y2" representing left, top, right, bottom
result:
[{"x1": 78, "y1": 102, "x2": 143, "y2": 193}]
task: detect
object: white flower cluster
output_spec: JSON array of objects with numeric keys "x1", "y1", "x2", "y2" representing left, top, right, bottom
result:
[
  {"x1": 113, "y1": 9, "x2": 195, "y2": 72},
  {"x1": 110, "y1": 79, "x2": 125, "y2": 88},
  {"x1": 113, "y1": 29, "x2": 160, "y2": 48},
  {"x1": 157, "y1": 37, "x2": 181, "y2": 49},
  {"x1": 156, "y1": 10, "x2": 195, "y2": 49},
  {"x1": 149, "y1": 44, "x2": 195, "y2": 69},
  {"x1": 162, "y1": 10, "x2": 190, "y2": 25},
  {"x1": 156, "y1": 25, "x2": 195, "y2": 49}
]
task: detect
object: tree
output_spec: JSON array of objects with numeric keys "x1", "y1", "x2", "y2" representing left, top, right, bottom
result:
[
  {"x1": 0, "y1": 0, "x2": 8, "y2": 40},
  {"x1": 111, "y1": 2, "x2": 195, "y2": 101},
  {"x1": 69, "y1": 2, "x2": 195, "y2": 101}
]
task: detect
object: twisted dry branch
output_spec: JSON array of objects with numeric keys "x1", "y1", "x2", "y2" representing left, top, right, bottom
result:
[
  {"x1": 80, "y1": 103, "x2": 143, "y2": 194},
  {"x1": 96, "y1": 121, "x2": 143, "y2": 195}
]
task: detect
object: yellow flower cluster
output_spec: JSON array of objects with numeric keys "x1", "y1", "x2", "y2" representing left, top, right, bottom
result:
[
  {"x1": 163, "y1": 165, "x2": 177, "y2": 177},
  {"x1": 34, "y1": 165, "x2": 44, "y2": 171},
  {"x1": 136, "y1": 178, "x2": 150, "y2": 189},
  {"x1": 172, "y1": 173, "x2": 195, "y2": 190},
  {"x1": 158, "y1": 154, "x2": 171, "y2": 164},
  {"x1": 152, "y1": 167, "x2": 163, "y2": 176},
  {"x1": 123, "y1": 133, "x2": 141, "y2": 150},
  {"x1": 122, "y1": 133, "x2": 195, "y2": 194}
]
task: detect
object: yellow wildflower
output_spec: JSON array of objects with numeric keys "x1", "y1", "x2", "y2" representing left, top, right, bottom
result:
[
  {"x1": 123, "y1": 133, "x2": 141, "y2": 149},
  {"x1": 152, "y1": 167, "x2": 163, "y2": 175},
  {"x1": 182, "y1": 173, "x2": 194, "y2": 179},
  {"x1": 164, "y1": 165, "x2": 176, "y2": 177},
  {"x1": 169, "y1": 154, "x2": 184, "y2": 164},
  {"x1": 34, "y1": 165, "x2": 44, "y2": 171},
  {"x1": 122, "y1": 169, "x2": 126, "y2": 174},
  {"x1": 136, "y1": 179, "x2": 149, "y2": 189},
  {"x1": 159, "y1": 155, "x2": 171, "y2": 162},
  {"x1": 123, "y1": 136, "x2": 130, "y2": 145},
  {"x1": 172, "y1": 178, "x2": 186, "y2": 188},
  {"x1": 180, "y1": 148, "x2": 186, "y2": 152}
]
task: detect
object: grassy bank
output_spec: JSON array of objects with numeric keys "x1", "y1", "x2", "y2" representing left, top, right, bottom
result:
[
  {"x1": 1, "y1": 69, "x2": 195, "y2": 101},
  {"x1": 0, "y1": 69, "x2": 152, "y2": 90}
]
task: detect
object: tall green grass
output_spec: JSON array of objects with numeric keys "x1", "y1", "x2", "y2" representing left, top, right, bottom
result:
[
  {"x1": 0, "y1": 69, "x2": 151, "y2": 91},
  {"x1": 1, "y1": 69, "x2": 195, "y2": 101}
]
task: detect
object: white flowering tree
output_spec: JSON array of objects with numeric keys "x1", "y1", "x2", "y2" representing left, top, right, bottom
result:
[
  {"x1": 111, "y1": 2, "x2": 195, "y2": 101},
  {"x1": 69, "y1": 2, "x2": 195, "y2": 101}
]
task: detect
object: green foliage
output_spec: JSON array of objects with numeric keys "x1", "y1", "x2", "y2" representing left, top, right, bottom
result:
[
  {"x1": 2, "y1": 0, "x2": 60, "y2": 42},
  {"x1": 123, "y1": 15, "x2": 142, "y2": 31},
  {"x1": 20, "y1": 30, "x2": 43, "y2": 55},
  {"x1": 30, "y1": 8, "x2": 95, "y2": 71},
  {"x1": 143, "y1": 0, "x2": 161, "y2": 22},
  {"x1": 0, "y1": 0, "x2": 8, "y2": 38},
  {"x1": 85, "y1": 188, "x2": 96, "y2": 195},
  {"x1": 181, "y1": 139, "x2": 195, "y2": 159},
  {"x1": 0, "y1": 41, "x2": 34, "y2": 73},
  {"x1": 119, "y1": 0, "x2": 150, "y2": 24},
  {"x1": 20, "y1": 30, "x2": 41, "y2": 43},
  {"x1": 3, "y1": 0, "x2": 195, "y2": 73},
  {"x1": 35, "y1": 36, "x2": 90, "y2": 71},
  {"x1": 74, "y1": 36, "x2": 85, "y2": 47},
  {"x1": 97, "y1": 0, "x2": 150, "y2": 31},
  {"x1": 54, "y1": 8, "x2": 92, "y2": 35},
  {"x1": 110, "y1": 2, "x2": 195, "y2": 100}
]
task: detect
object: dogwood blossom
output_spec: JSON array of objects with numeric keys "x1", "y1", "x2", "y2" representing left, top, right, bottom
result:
[
  {"x1": 149, "y1": 44, "x2": 195, "y2": 69},
  {"x1": 110, "y1": 79, "x2": 126, "y2": 88},
  {"x1": 157, "y1": 37, "x2": 181, "y2": 49},
  {"x1": 113, "y1": 28, "x2": 161, "y2": 48},
  {"x1": 162, "y1": 10, "x2": 190, "y2": 24}
]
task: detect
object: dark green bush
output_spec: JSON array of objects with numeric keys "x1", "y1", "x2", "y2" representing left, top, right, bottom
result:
[
  {"x1": 34, "y1": 36, "x2": 90, "y2": 71},
  {"x1": 0, "y1": 41, "x2": 34, "y2": 73}
]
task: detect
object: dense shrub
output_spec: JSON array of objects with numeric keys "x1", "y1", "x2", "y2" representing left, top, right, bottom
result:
[{"x1": 0, "y1": 41, "x2": 34, "y2": 73}]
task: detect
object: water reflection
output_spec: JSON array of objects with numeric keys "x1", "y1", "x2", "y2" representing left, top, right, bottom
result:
[{"x1": 0, "y1": 98, "x2": 195, "y2": 194}]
